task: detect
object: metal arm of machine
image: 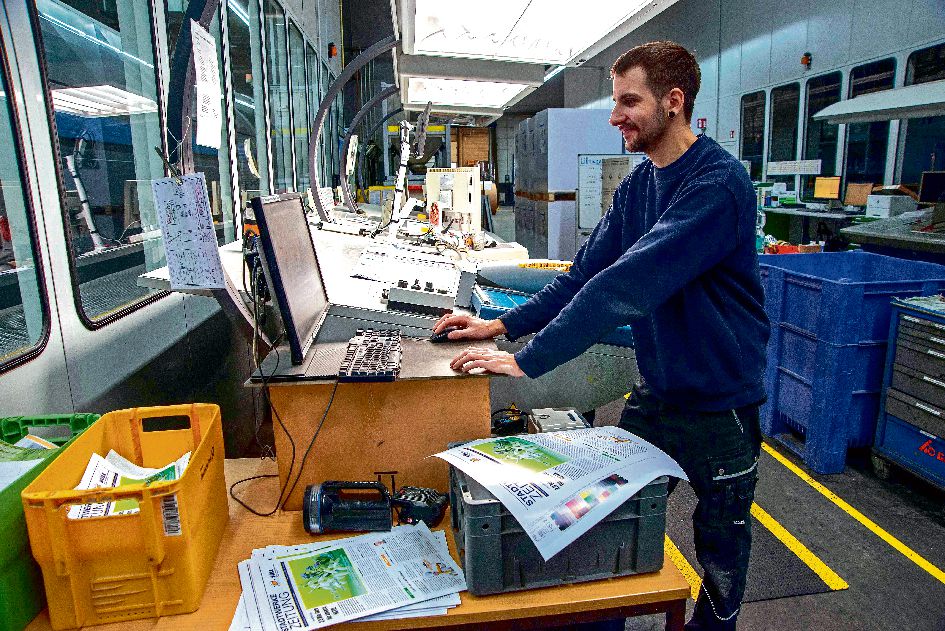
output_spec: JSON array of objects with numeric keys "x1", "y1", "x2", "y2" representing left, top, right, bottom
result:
[
  {"x1": 308, "y1": 36, "x2": 397, "y2": 224},
  {"x1": 338, "y1": 85, "x2": 399, "y2": 215}
]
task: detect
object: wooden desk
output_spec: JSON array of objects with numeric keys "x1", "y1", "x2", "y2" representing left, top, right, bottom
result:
[
  {"x1": 27, "y1": 459, "x2": 690, "y2": 631},
  {"x1": 262, "y1": 338, "x2": 494, "y2": 510}
]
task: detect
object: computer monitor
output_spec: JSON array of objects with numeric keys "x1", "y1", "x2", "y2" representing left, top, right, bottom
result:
[
  {"x1": 919, "y1": 171, "x2": 945, "y2": 204},
  {"x1": 813, "y1": 176, "x2": 841, "y2": 200},
  {"x1": 250, "y1": 193, "x2": 329, "y2": 365}
]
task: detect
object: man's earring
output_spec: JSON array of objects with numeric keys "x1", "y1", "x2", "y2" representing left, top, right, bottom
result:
[{"x1": 668, "y1": 110, "x2": 676, "y2": 118}]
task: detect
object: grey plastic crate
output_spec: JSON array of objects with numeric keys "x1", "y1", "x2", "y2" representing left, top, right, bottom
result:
[{"x1": 449, "y1": 465, "x2": 668, "y2": 596}]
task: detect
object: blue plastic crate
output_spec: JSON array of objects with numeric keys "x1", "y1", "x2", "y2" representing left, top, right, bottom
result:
[
  {"x1": 759, "y1": 252, "x2": 945, "y2": 474},
  {"x1": 470, "y1": 285, "x2": 634, "y2": 347},
  {"x1": 759, "y1": 251, "x2": 945, "y2": 346},
  {"x1": 762, "y1": 324, "x2": 887, "y2": 473}
]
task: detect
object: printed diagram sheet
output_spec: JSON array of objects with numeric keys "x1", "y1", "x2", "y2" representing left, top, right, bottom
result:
[{"x1": 435, "y1": 427, "x2": 687, "y2": 560}]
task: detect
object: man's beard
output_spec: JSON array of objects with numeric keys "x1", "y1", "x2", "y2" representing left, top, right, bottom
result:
[{"x1": 625, "y1": 106, "x2": 669, "y2": 153}]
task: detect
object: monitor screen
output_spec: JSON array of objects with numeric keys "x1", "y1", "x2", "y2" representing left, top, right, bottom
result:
[
  {"x1": 813, "y1": 176, "x2": 841, "y2": 200},
  {"x1": 919, "y1": 171, "x2": 945, "y2": 204},
  {"x1": 251, "y1": 193, "x2": 329, "y2": 365}
]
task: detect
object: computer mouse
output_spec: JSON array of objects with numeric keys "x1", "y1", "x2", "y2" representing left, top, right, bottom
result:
[{"x1": 430, "y1": 326, "x2": 461, "y2": 343}]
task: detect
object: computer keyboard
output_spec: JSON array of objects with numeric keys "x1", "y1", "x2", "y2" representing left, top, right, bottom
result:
[{"x1": 337, "y1": 329, "x2": 402, "y2": 382}]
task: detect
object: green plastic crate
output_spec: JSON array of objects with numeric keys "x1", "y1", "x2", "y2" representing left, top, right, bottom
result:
[{"x1": 0, "y1": 414, "x2": 98, "y2": 631}]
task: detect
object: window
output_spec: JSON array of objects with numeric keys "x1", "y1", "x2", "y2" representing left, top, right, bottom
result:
[
  {"x1": 305, "y1": 42, "x2": 323, "y2": 188},
  {"x1": 844, "y1": 58, "x2": 895, "y2": 186},
  {"x1": 0, "y1": 51, "x2": 49, "y2": 367},
  {"x1": 898, "y1": 43, "x2": 945, "y2": 185},
  {"x1": 264, "y1": 0, "x2": 292, "y2": 192},
  {"x1": 740, "y1": 91, "x2": 765, "y2": 181},
  {"x1": 324, "y1": 62, "x2": 340, "y2": 188},
  {"x1": 802, "y1": 72, "x2": 842, "y2": 197},
  {"x1": 226, "y1": 0, "x2": 268, "y2": 200},
  {"x1": 767, "y1": 83, "x2": 800, "y2": 190},
  {"x1": 34, "y1": 0, "x2": 167, "y2": 323},
  {"x1": 165, "y1": 2, "x2": 237, "y2": 245},
  {"x1": 288, "y1": 23, "x2": 309, "y2": 192}
]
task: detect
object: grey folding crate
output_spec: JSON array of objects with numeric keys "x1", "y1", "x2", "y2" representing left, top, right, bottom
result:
[{"x1": 449, "y1": 465, "x2": 668, "y2": 596}]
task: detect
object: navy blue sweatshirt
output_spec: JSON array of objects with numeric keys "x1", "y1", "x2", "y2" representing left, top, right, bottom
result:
[{"x1": 499, "y1": 135, "x2": 770, "y2": 412}]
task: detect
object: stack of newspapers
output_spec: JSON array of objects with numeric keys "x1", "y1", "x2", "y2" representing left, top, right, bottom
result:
[{"x1": 230, "y1": 522, "x2": 467, "y2": 630}]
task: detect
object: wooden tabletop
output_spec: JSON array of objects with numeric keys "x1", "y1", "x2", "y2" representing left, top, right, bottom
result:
[{"x1": 27, "y1": 459, "x2": 690, "y2": 630}]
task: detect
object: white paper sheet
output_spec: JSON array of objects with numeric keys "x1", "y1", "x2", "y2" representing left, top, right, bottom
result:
[
  {"x1": 436, "y1": 427, "x2": 687, "y2": 560},
  {"x1": 190, "y1": 20, "x2": 223, "y2": 149},
  {"x1": 152, "y1": 173, "x2": 226, "y2": 290}
]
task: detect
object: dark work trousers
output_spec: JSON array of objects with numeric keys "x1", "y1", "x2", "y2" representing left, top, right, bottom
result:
[{"x1": 618, "y1": 381, "x2": 762, "y2": 631}]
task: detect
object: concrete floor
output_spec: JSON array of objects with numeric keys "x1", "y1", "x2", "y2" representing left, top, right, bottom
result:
[{"x1": 492, "y1": 204, "x2": 945, "y2": 630}]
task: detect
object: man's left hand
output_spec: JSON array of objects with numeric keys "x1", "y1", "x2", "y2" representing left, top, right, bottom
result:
[{"x1": 450, "y1": 347, "x2": 525, "y2": 377}]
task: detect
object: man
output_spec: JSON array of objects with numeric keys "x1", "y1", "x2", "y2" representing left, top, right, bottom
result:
[{"x1": 434, "y1": 41, "x2": 770, "y2": 630}]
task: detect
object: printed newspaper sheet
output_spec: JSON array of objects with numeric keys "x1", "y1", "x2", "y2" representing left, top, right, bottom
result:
[
  {"x1": 236, "y1": 523, "x2": 465, "y2": 629},
  {"x1": 435, "y1": 427, "x2": 687, "y2": 560},
  {"x1": 67, "y1": 450, "x2": 191, "y2": 520}
]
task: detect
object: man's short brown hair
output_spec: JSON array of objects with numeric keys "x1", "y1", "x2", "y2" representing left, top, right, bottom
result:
[{"x1": 611, "y1": 41, "x2": 701, "y2": 121}]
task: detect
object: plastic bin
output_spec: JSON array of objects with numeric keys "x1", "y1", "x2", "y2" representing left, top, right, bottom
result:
[
  {"x1": 449, "y1": 465, "x2": 667, "y2": 596},
  {"x1": 758, "y1": 252, "x2": 945, "y2": 474},
  {"x1": 759, "y1": 251, "x2": 945, "y2": 346},
  {"x1": 22, "y1": 404, "x2": 228, "y2": 630},
  {"x1": 0, "y1": 414, "x2": 97, "y2": 631}
]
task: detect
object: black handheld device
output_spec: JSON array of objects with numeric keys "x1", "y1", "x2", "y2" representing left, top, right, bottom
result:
[{"x1": 302, "y1": 481, "x2": 393, "y2": 534}]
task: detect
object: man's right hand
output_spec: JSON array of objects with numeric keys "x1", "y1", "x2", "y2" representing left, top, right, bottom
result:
[{"x1": 432, "y1": 314, "x2": 506, "y2": 341}]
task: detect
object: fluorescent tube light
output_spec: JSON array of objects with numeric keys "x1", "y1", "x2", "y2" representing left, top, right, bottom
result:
[
  {"x1": 227, "y1": 0, "x2": 251, "y2": 27},
  {"x1": 406, "y1": 77, "x2": 529, "y2": 108},
  {"x1": 52, "y1": 85, "x2": 159, "y2": 118}
]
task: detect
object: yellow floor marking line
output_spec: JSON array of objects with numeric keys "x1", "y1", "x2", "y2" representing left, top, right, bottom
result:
[
  {"x1": 664, "y1": 535, "x2": 701, "y2": 600},
  {"x1": 750, "y1": 502, "x2": 848, "y2": 590},
  {"x1": 763, "y1": 441, "x2": 945, "y2": 586}
]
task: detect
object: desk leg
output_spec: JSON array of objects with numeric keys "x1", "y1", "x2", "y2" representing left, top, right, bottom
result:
[{"x1": 665, "y1": 599, "x2": 687, "y2": 631}]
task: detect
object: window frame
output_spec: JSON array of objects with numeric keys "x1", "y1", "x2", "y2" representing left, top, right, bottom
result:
[
  {"x1": 739, "y1": 90, "x2": 766, "y2": 181},
  {"x1": 0, "y1": 23, "x2": 53, "y2": 373},
  {"x1": 842, "y1": 57, "x2": 897, "y2": 188},
  {"x1": 800, "y1": 70, "x2": 843, "y2": 197},
  {"x1": 287, "y1": 18, "x2": 305, "y2": 192},
  {"x1": 765, "y1": 81, "x2": 801, "y2": 190},
  {"x1": 25, "y1": 0, "x2": 172, "y2": 331},
  {"x1": 895, "y1": 43, "x2": 945, "y2": 183}
]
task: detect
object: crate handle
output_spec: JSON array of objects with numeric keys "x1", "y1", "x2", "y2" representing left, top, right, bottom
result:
[
  {"x1": 922, "y1": 375, "x2": 945, "y2": 389},
  {"x1": 914, "y1": 402, "x2": 942, "y2": 417},
  {"x1": 130, "y1": 405, "x2": 204, "y2": 460}
]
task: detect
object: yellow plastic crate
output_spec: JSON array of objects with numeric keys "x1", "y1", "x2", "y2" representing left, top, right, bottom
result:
[{"x1": 21, "y1": 404, "x2": 228, "y2": 629}]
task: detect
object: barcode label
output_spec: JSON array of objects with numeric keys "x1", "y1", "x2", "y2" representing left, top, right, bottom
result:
[{"x1": 161, "y1": 495, "x2": 182, "y2": 536}]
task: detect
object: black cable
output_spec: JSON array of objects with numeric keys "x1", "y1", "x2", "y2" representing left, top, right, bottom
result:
[
  {"x1": 229, "y1": 339, "x2": 299, "y2": 517},
  {"x1": 281, "y1": 381, "x2": 340, "y2": 507}
]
